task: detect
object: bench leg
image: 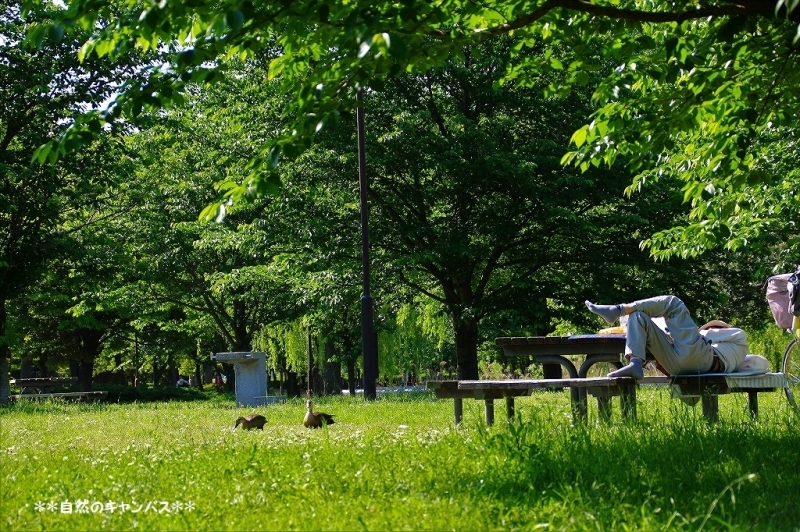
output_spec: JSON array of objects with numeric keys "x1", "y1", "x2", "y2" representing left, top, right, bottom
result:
[
  {"x1": 748, "y1": 392, "x2": 758, "y2": 419},
  {"x1": 485, "y1": 399, "x2": 495, "y2": 426},
  {"x1": 454, "y1": 398, "x2": 463, "y2": 425},
  {"x1": 620, "y1": 383, "x2": 637, "y2": 421},
  {"x1": 701, "y1": 395, "x2": 719, "y2": 422},
  {"x1": 505, "y1": 396, "x2": 515, "y2": 420}
]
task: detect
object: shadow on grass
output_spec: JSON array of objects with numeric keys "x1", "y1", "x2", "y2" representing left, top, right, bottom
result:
[{"x1": 454, "y1": 409, "x2": 799, "y2": 530}]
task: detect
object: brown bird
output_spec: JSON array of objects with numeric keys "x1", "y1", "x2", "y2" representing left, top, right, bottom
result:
[
  {"x1": 234, "y1": 414, "x2": 267, "y2": 430},
  {"x1": 303, "y1": 400, "x2": 335, "y2": 428}
]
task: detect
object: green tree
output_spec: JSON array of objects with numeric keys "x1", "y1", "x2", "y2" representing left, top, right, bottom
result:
[
  {"x1": 115, "y1": 69, "x2": 318, "y2": 389},
  {"x1": 27, "y1": 0, "x2": 800, "y2": 259},
  {"x1": 277, "y1": 39, "x2": 730, "y2": 380},
  {"x1": 1, "y1": 2, "x2": 148, "y2": 402}
]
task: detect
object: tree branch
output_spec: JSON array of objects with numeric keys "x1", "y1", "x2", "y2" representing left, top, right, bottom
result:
[{"x1": 485, "y1": 0, "x2": 764, "y2": 36}]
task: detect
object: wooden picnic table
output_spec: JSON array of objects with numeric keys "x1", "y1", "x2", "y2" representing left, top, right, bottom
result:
[
  {"x1": 10, "y1": 378, "x2": 108, "y2": 402},
  {"x1": 495, "y1": 334, "x2": 638, "y2": 419},
  {"x1": 495, "y1": 334, "x2": 645, "y2": 376},
  {"x1": 11, "y1": 377, "x2": 78, "y2": 394}
]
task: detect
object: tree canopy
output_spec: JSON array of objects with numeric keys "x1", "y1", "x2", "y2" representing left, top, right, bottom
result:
[
  {"x1": 20, "y1": 0, "x2": 800, "y2": 259},
  {"x1": 3, "y1": 7, "x2": 789, "y2": 397}
]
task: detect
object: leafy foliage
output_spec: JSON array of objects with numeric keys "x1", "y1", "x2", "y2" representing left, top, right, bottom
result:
[{"x1": 20, "y1": 0, "x2": 800, "y2": 258}]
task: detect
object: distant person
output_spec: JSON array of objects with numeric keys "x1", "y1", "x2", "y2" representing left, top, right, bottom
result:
[
  {"x1": 213, "y1": 372, "x2": 224, "y2": 388},
  {"x1": 176, "y1": 376, "x2": 190, "y2": 388},
  {"x1": 585, "y1": 295, "x2": 748, "y2": 379}
]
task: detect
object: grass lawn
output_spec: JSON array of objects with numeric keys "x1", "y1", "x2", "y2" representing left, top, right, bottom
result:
[{"x1": 1, "y1": 387, "x2": 799, "y2": 531}]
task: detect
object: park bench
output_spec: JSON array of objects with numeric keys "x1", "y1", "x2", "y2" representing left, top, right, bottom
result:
[
  {"x1": 10, "y1": 391, "x2": 108, "y2": 402},
  {"x1": 427, "y1": 373, "x2": 786, "y2": 425},
  {"x1": 668, "y1": 372, "x2": 787, "y2": 421},
  {"x1": 428, "y1": 377, "x2": 643, "y2": 425}
]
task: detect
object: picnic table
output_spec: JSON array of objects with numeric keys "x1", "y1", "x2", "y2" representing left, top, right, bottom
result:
[
  {"x1": 496, "y1": 334, "x2": 642, "y2": 418},
  {"x1": 11, "y1": 377, "x2": 78, "y2": 394},
  {"x1": 494, "y1": 333, "x2": 652, "y2": 376},
  {"x1": 10, "y1": 377, "x2": 107, "y2": 402},
  {"x1": 427, "y1": 334, "x2": 785, "y2": 424}
]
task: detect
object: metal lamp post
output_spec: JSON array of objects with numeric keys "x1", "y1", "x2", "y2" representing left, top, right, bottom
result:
[{"x1": 357, "y1": 88, "x2": 378, "y2": 400}]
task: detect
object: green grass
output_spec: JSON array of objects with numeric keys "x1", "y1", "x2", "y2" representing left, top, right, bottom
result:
[{"x1": 1, "y1": 388, "x2": 799, "y2": 531}]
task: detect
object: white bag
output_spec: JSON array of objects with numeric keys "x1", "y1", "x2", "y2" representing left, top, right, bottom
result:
[{"x1": 735, "y1": 355, "x2": 770, "y2": 375}]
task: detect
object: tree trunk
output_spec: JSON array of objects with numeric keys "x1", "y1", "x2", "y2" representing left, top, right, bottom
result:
[
  {"x1": 225, "y1": 367, "x2": 236, "y2": 392},
  {"x1": 78, "y1": 359, "x2": 94, "y2": 392},
  {"x1": 20, "y1": 356, "x2": 34, "y2": 378},
  {"x1": 38, "y1": 355, "x2": 49, "y2": 378},
  {"x1": 168, "y1": 354, "x2": 177, "y2": 388},
  {"x1": 346, "y1": 356, "x2": 356, "y2": 395},
  {"x1": 307, "y1": 328, "x2": 314, "y2": 395},
  {"x1": 285, "y1": 370, "x2": 301, "y2": 398},
  {"x1": 322, "y1": 341, "x2": 340, "y2": 395},
  {"x1": 153, "y1": 362, "x2": 163, "y2": 387},
  {"x1": 453, "y1": 315, "x2": 480, "y2": 380},
  {"x1": 324, "y1": 362, "x2": 342, "y2": 395},
  {"x1": 194, "y1": 362, "x2": 203, "y2": 388},
  {"x1": 0, "y1": 295, "x2": 8, "y2": 404},
  {"x1": 0, "y1": 355, "x2": 9, "y2": 405},
  {"x1": 114, "y1": 353, "x2": 124, "y2": 383}
]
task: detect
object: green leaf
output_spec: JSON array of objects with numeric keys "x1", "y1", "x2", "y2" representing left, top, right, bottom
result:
[
  {"x1": 571, "y1": 125, "x2": 588, "y2": 147},
  {"x1": 33, "y1": 143, "x2": 51, "y2": 164}
]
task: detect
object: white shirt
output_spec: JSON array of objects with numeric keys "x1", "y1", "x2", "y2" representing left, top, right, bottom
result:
[{"x1": 699, "y1": 327, "x2": 748, "y2": 372}]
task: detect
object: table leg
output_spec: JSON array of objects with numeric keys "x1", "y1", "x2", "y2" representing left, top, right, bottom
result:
[
  {"x1": 576, "y1": 353, "x2": 623, "y2": 424},
  {"x1": 505, "y1": 396, "x2": 515, "y2": 419},
  {"x1": 701, "y1": 395, "x2": 719, "y2": 422},
  {"x1": 534, "y1": 355, "x2": 585, "y2": 422},
  {"x1": 748, "y1": 392, "x2": 758, "y2": 419},
  {"x1": 597, "y1": 396, "x2": 612, "y2": 423},
  {"x1": 573, "y1": 388, "x2": 587, "y2": 423},
  {"x1": 454, "y1": 398, "x2": 463, "y2": 425},
  {"x1": 620, "y1": 382, "x2": 636, "y2": 421},
  {"x1": 485, "y1": 400, "x2": 495, "y2": 426}
]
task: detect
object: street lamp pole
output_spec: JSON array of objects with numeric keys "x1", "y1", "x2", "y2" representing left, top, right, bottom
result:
[{"x1": 357, "y1": 88, "x2": 377, "y2": 400}]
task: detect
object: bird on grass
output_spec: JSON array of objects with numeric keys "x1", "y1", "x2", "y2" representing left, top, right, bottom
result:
[
  {"x1": 234, "y1": 414, "x2": 267, "y2": 430},
  {"x1": 303, "y1": 400, "x2": 335, "y2": 428}
]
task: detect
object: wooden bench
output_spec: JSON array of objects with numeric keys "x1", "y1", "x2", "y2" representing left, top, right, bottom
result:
[
  {"x1": 428, "y1": 377, "x2": 643, "y2": 425},
  {"x1": 10, "y1": 391, "x2": 108, "y2": 402},
  {"x1": 428, "y1": 373, "x2": 786, "y2": 424},
  {"x1": 668, "y1": 373, "x2": 787, "y2": 421}
]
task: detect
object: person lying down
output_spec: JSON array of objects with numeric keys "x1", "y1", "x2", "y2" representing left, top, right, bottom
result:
[{"x1": 585, "y1": 295, "x2": 748, "y2": 379}]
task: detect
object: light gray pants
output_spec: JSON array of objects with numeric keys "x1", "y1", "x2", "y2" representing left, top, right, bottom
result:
[{"x1": 626, "y1": 295, "x2": 715, "y2": 375}]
